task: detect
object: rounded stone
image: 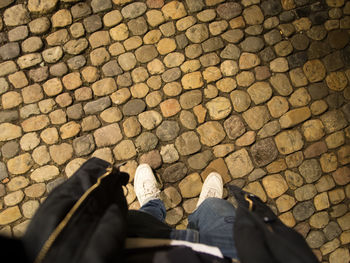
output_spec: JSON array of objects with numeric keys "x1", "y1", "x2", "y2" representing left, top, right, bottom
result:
[
  {"x1": 230, "y1": 90, "x2": 251, "y2": 112},
  {"x1": 156, "y1": 121, "x2": 180, "y2": 141},
  {"x1": 185, "y1": 24, "x2": 209, "y2": 43},
  {"x1": 206, "y1": 97, "x2": 232, "y2": 120}
]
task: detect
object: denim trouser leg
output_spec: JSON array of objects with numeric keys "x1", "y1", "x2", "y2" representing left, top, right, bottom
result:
[
  {"x1": 139, "y1": 199, "x2": 166, "y2": 222},
  {"x1": 188, "y1": 197, "x2": 238, "y2": 259}
]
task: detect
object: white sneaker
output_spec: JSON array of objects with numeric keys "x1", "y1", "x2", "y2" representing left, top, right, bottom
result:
[
  {"x1": 196, "y1": 172, "x2": 223, "y2": 208},
  {"x1": 134, "y1": 164, "x2": 160, "y2": 206}
]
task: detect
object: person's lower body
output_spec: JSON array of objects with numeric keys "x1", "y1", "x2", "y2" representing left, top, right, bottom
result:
[{"x1": 129, "y1": 164, "x2": 238, "y2": 259}]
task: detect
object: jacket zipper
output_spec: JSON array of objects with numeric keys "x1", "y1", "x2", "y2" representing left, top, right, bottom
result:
[{"x1": 34, "y1": 166, "x2": 113, "y2": 263}]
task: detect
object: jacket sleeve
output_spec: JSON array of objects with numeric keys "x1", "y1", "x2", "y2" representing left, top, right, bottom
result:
[{"x1": 22, "y1": 158, "x2": 129, "y2": 263}]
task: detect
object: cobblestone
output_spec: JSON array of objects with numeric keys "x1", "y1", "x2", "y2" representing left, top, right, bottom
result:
[{"x1": 0, "y1": 1, "x2": 348, "y2": 250}]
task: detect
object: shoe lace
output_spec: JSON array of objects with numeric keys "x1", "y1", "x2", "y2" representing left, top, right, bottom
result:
[
  {"x1": 205, "y1": 188, "x2": 220, "y2": 198},
  {"x1": 142, "y1": 180, "x2": 159, "y2": 198}
]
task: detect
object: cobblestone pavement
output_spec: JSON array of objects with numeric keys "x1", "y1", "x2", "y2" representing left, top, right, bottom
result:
[{"x1": 0, "y1": 0, "x2": 350, "y2": 261}]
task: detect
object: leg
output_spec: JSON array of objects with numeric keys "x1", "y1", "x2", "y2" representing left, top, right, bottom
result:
[
  {"x1": 139, "y1": 199, "x2": 166, "y2": 222},
  {"x1": 188, "y1": 198, "x2": 238, "y2": 259}
]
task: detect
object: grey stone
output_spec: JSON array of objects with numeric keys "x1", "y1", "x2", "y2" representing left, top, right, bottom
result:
[
  {"x1": 221, "y1": 29, "x2": 244, "y2": 43},
  {"x1": 224, "y1": 115, "x2": 245, "y2": 140},
  {"x1": 188, "y1": 150, "x2": 213, "y2": 170},
  {"x1": 259, "y1": 47, "x2": 276, "y2": 62},
  {"x1": 185, "y1": 0, "x2": 204, "y2": 12},
  {"x1": 179, "y1": 90, "x2": 202, "y2": 109},
  {"x1": 20, "y1": 104, "x2": 40, "y2": 119},
  {"x1": 73, "y1": 134, "x2": 95, "y2": 156},
  {"x1": 202, "y1": 37, "x2": 224, "y2": 53},
  {"x1": 320, "y1": 110, "x2": 347, "y2": 133},
  {"x1": 67, "y1": 104, "x2": 83, "y2": 120},
  {"x1": 135, "y1": 132, "x2": 158, "y2": 152},
  {"x1": 47, "y1": 177, "x2": 66, "y2": 193},
  {"x1": 162, "y1": 162, "x2": 187, "y2": 183},
  {"x1": 306, "y1": 231, "x2": 325, "y2": 249},
  {"x1": 0, "y1": 111, "x2": 19, "y2": 123},
  {"x1": 83, "y1": 15, "x2": 102, "y2": 33},
  {"x1": 323, "y1": 51, "x2": 344, "y2": 72},
  {"x1": 299, "y1": 159, "x2": 322, "y2": 183},
  {"x1": 135, "y1": 45, "x2": 158, "y2": 63},
  {"x1": 123, "y1": 99, "x2": 146, "y2": 116},
  {"x1": 175, "y1": 131, "x2": 201, "y2": 156},
  {"x1": 71, "y1": 3, "x2": 92, "y2": 19},
  {"x1": 0, "y1": 162, "x2": 8, "y2": 180},
  {"x1": 217, "y1": 2, "x2": 242, "y2": 20},
  {"x1": 324, "y1": 221, "x2": 342, "y2": 241},
  {"x1": 84, "y1": 97, "x2": 111, "y2": 115},
  {"x1": 160, "y1": 22, "x2": 175, "y2": 37},
  {"x1": 291, "y1": 34, "x2": 309, "y2": 50},
  {"x1": 102, "y1": 60, "x2": 123, "y2": 77},
  {"x1": 245, "y1": 25, "x2": 263, "y2": 36},
  {"x1": 128, "y1": 17, "x2": 147, "y2": 36},
  {"x1": 91, "y1": 0, "x2": 112, "y2": 13},
  {"x1": 308, "y1": 83, "x2": 328, "y2": 100},
  {"x1": 220, "y1": 44, "x2": 241, "y2": 60},
  {"x1": 287, "y1": 52, "x2": 308, "y2": 69},
  {"x1": 176, "y1": 34, "x2": 188, "y2": 49},
  {"x1": 50, "y1": 63, "x2": 68, "y2": 77},
  {"x1": 261, "y1": 0, "x2": 282, "y2": 16},
  {"x1": 162, "y1": 68, "x2": 181, "y2": 83},
  {"x1": 199, "y1": 53, "x2": 220, "y2": 67},
  {"x1": 327, "y1": 94, "x2": 344, "y2": 109},
  {"x1": 308, "y1": 41, "x2": 331, "y2": 60},
  {"x1": 250, "y1": 138, "x2": 278, "y2": 167},
  {"x1": 117, "y1": 72, "x2": 132, "y2": 87},
  {"x1": 29, "y1": 66, "x2": 49, "y2": 82},
  {"x1": 264, "y1": 29, "x2": 282, "y2": 46},
  {"x1": 0, "y1": 43, "x2": 20, "y2": 60},
  {"x1": 67, "y1": 55, "x2": 86, "y2": 70},
  {"x1": 156, "y1": 121, "x2": 180, "y2": 142},
  {"x1": 293, "y1": 201, "x2": 315, "y2": 221},
  {"x1": 1, "y1": 141, "x2": 19, "y2": 159},
  {"x1": 279, "y1": 11, "x2": 295, "y2": 23},
  {"x1": 241, "y1": 37, "x2": 264, "y2": 52},
  {"x1": 342, "y1": 103, "x2": 350, "y2": 122},
  {"x1": 8, "y1": 26, "x2": 28, "y2": 42},
  {"x1": 121, "y1": 2, "x2": 147, "y2": 19}
]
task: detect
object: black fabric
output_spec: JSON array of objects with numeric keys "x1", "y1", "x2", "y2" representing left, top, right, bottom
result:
[
  {"x1": 22, "y1": 158, "x2": 129, "y2": 263},
  {"x1": 229, "y1": 185, "x2": 318, "y2": 263},
  {"x1": 0, "y1": 235, "x2": 29, "y2": 263}
]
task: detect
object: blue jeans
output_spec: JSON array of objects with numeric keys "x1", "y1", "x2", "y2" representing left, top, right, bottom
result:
[{"x1": 127, "y1": 198, "x2": 237, "y2": 259}]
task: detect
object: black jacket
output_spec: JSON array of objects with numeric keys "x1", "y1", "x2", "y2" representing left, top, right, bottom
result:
[{"x1": 0, "y1": 158, "x2": 318, "y2": 263}]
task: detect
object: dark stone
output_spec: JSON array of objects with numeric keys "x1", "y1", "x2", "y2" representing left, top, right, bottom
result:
[
  {"x1": 71, "y1": 3, "x2": 92, "y2": 19},
  {"x1": 185, "y1": 0, "x2": 204, "y2": 12},
  {"x1": 0, "y1": 43, "x2": 20, "y2": 60},
  {"x1": 162, "y1": 162, "x2": 187, "y2": 183},
  {"x1": 342, "y1": 103, "x2": 350, "y2": 122},
  {"x1": 264, "y1": 29, "x2": 282, "y2": 45},
  {"x1": 308, "y1": 83, "x2": 329, "y2": 100},
  {"x1": 91, "y1": 0, "x2": 112, "y2": 13},
  {"x1": 199, "y1": 53, "x2": 220, "y2": 67},
  {"x1": 328, "y1": 30, "x2": 350, "y2": 50},
  {"x1": 240, "y1": 37, "x2": 264, "y2": 52},
  {"x1": 117, "y1": 72, "x2": 132, "y2": 87},
  {"x1": 224, "y1": 115, "x2": 246, "y2": 140},
  {"x1": 29, "y1": 66, "x2": 49, "y2": 82},
  {"x1": 0, "y1": 110, "x2": 19, "y2": 123},
  {"x1": 0, "y1": 33, "x2": 7, "y2": 45},
  {"x1": 1, "y1": 141, "x2": 19, "y2": 159},
  {"x1": 202, "y1": 37, "x2": 224, "y2": 53},
  {"x1": 0, "y1": 162, "x2": 8, "y2": 181},
  {"x1": 216, "y1": 2, "x2": 242, "y2": 20},
  {"x1": 67, "y1": 103, "x2": 83, "y2": 120},
  {"x1": 135, "y1": 132, "x2": 158, "y2": 152},
  {"x1": 294, "y1": 0, "x2": 311, "y2": 6},
  {"x1": 306, "y1": 231, "x2": 326, "y2": 249},
  {"x1": 84, "y1": 97, "x2": 111, "y2": 115},
  {"x1": 322, "y1": 51, "x2": 344, "y2": 72},
  {"x1": 0, "y1": 0, "x2": 14, "y2": 8},
  {"x1": 220, "y1": 44, "x2": 241, "y2": 60},
  {"x1": 309, "y1": 11, "x2": 328, "y2": 25},
  {"x1": 47, "y1": 177, "x2": 66, "y2": 193},
  {"x1": 294, "y1": 222, "x2": 310, "y2": 238},
  {"x1": 342, "y1": 45, "x2": 350, "y2": 66},
  {"x1": 287, "y1": 51, "x2": 308, "y2": 68},
  {"x1": 295, "y1": 6, "x2": 310, "y2": 17},
  {"x1": 176, "y1": 34, "x2": 188, "y2": 49},
  {"x1": 279, "y1": 11, "x2": 295, "y2": 22},
  {"x1": 188, "y1": 150, "x2": 213, "y2": 170},
  {"x1": 261, "y1": 0, "x2": 282, "y2": 16},
  {"x1": 299, "y1": 159, "x2": 322, "y2": 183},
  {"x1": 304, "y1": 141, "x2": 328, "y2": 159},
  {"x1": 259, "y1": 47, "x2": 276, "y2": 62},
  {"x1": 128, "y1": 17, "x2": 147, "y2": 36},
  {"x1": 67, "y1": 55, "x2": 86, "y2": 70},
  {"x1": 83, "y1": 15, "x2": 102, "y2": 33},
  {"x1": 250, "y1": 138, "x2": 278, "y2": 167},
  {"x1": 293, "y1": 201, "x2": 315, "y2": 221},
  {"x1": 123, "y1": 99, "x2": 146, "y2": 116},
  {"x1": 73, "y1": 134, "x2": 95, "y2": 156},
  {"x1": 308, "y1": 41, "x2": 331, "y2": 60},
  {"x1": 324, "y1": 221, "x2": 342, "y2": 241},
  {"x1": 179, "y1": 90, "x2": 202, "y2": 109},
  {"x1": 161, "y1": 68, "x2": 181, "y2": 82},
  {"x1": 327, "y1": 93, "x2": 344, "y2": 109},
  {"x1": 156, "y1": 121, "x2": 180, "y2": 142},
  {"x1": 102, "y1": 60, "x2": 123, "y2": 77},
  {"x1": 291, "y1": 34, "x2": 310, "y2": 50}
]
